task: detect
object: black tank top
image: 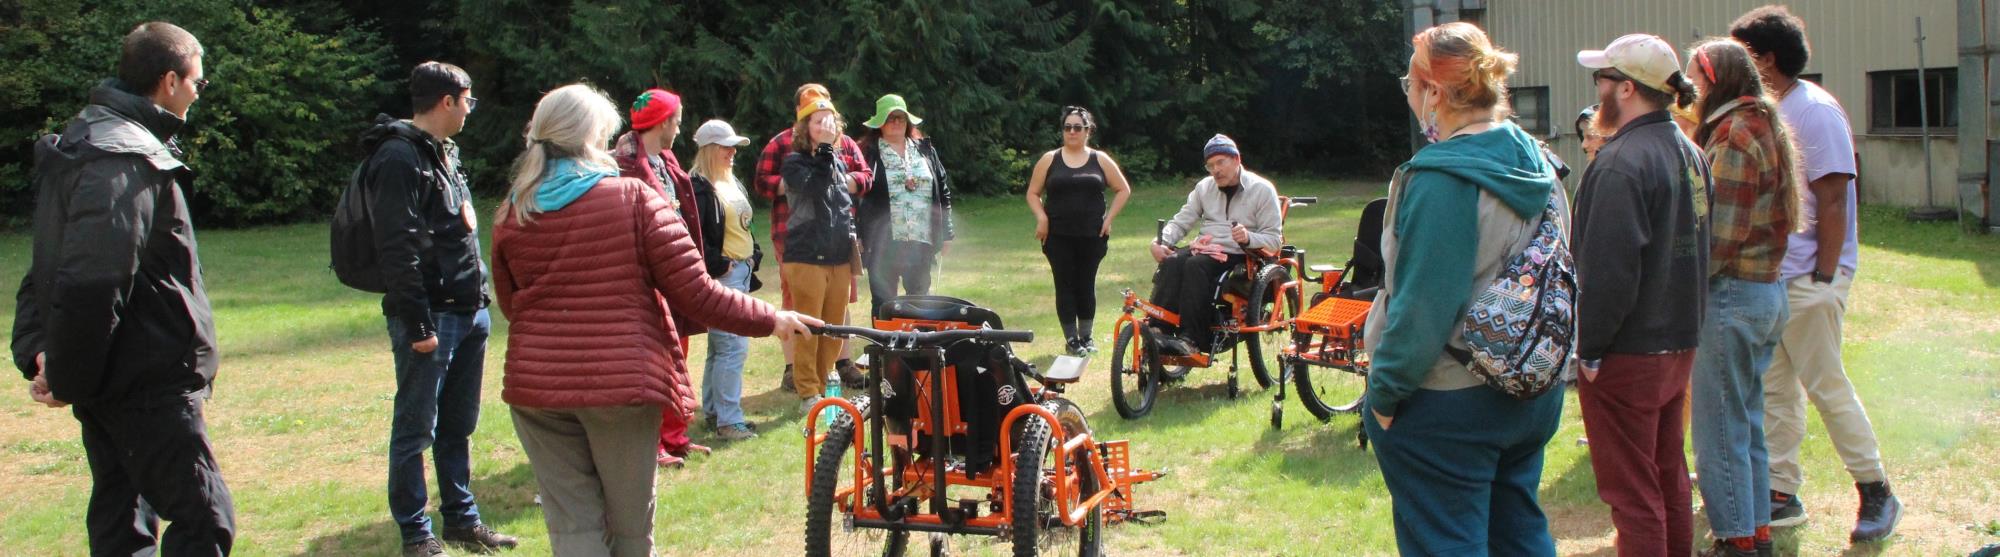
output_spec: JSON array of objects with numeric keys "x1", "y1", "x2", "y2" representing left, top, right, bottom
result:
[{"x1": 1043, "y1": 150, "x2": 1108, "y2": 237}]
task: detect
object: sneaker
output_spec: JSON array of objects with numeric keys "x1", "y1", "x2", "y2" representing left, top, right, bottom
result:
[
  {"x1": 656, "y1": 449, "x2": 684, "y2": 468},
  {"x1": 1769, "y1": 490, "x2": 1807, "y2": 528},
  {"x1": 1064, "y1": 337, "x2": 1086, "y2": 357},
  {"x1": 837, "y1": 359, "x2": 864, "y2": 388},
  {"x1": 1079, "y1": 338, "x2": 1097, "y2": 354},
  {"x1": 1851, "y1": 481, "x2": 1902, "y2": 542},
  {"x1": 669, "y1": 443, "x2": 712, "y2": 458},
  {"x1": 1696, "y1": 539, "x2": 1758, "y2": 557},
  {"x1": 402, "y1": 538, "x2": 449, "y2": 557},
  {"x1": 799, "y1": 395, "x2": 823, "y2": 415},
  {"x1": 717, "y1": 423, "x2": 758, "y2": 441},
  {"x1": 441, "y1": 523, "x2": 517, "y2": 553}
]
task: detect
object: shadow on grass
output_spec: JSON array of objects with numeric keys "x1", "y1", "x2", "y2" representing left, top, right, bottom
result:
[
  {"x1": 1856, "y1": 206, "x2": 2000, "y2": 287},
  {"x1": 295, "y1": 461, "x2": 541, "y2": 557},
  {"x1": 1250, "y1": 418, "x2": 1378, "y2": 487}
]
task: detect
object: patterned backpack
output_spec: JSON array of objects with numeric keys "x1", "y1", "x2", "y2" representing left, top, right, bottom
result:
[{"x1": 1448, "y1": 193, "x2": 1576, "y2": 399}]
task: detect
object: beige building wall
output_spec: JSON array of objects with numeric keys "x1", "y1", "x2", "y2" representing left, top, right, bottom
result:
[{"x1": 1477, "y1": 0, "x2": 1959, "y2": 207}]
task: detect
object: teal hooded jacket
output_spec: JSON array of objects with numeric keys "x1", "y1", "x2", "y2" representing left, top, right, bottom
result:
[{"x1": 1365, "y1": 122, "x2": 1559, "y2": 417}]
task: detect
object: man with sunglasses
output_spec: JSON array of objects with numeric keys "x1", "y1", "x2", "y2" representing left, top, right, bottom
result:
[
  {"x1": 357, "y1": 61, "x2": 517, "y2": 557},
  {"x1": 12, "y1": 22, "x2": 236, "y2": 554},
  {"x1": 1571, "y1": 33, "x2": 1712, "y2": 556}
]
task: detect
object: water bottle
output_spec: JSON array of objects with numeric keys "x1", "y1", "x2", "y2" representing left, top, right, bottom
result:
[{"x1": 820, "y1": 369, "x2": 843, "y2": 427}]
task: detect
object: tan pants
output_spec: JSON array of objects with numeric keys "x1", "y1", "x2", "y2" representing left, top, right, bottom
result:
[
  {"x1": 511, "y1": 405, "x2": 661, "y2": 557},
  {"x1": 1764, "y1": 271, "x2": 1886, "y2": 493},
  {"x1": 783, "y1": 262, "x2": 851, "y2": 398}
]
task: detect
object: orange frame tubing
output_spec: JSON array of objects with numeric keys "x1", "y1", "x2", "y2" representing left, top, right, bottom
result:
[
  {"x1": 802, "y1": 397, "x2": 870, "y2": 500},
  {"x1": 995, "y1": 404, "x2": 1119, "y2": 528}
]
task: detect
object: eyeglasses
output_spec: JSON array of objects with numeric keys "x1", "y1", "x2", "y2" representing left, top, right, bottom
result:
[
  {"x1": 460, "y1": 94, "x2": 479, "y2": 112},
  {"x1": 1063, "y1": 124, "x2": 1090, "y2": 133},
  {"x1": 192, "y1": 77, "x2": 210, "y2": 95},
  {"x1": 1592, "y1": 69, "x2": 1631, "y2": 85},
  {"x1": 1399, "y1": 75, "x2": 1413, "y2": 94}
]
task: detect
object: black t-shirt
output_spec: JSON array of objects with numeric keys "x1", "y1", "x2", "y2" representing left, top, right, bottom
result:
[{"x1": 1043, "y1": 151, "x2": 1108, "y2": 237}]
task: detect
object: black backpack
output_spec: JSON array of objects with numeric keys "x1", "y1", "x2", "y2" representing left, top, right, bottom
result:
[{"x1": 330, "y1": 138, "x2": 405, "y2": 293}]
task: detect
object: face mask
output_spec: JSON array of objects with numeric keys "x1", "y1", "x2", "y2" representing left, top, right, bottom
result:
[{"x1": 1421, "y1": 110, "x2": 1443, "y2": 144}]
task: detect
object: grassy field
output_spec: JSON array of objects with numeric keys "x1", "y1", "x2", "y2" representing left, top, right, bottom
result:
[{"x1": 1, "y1": 177, "x2": 1997, "y2": 556}]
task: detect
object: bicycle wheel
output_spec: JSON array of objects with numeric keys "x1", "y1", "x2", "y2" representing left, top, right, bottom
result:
[
  {"x1": 1245, "y1": 265, "x2": 1300, "y2": 390},
  {"x1": 1109, "y1": 321, "x2": 1158, "y2": 419}
]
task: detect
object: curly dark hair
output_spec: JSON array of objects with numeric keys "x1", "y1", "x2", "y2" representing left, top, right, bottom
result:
[{"x1": 1729, "y1": 5, "x2": 1811, "y2": 78}]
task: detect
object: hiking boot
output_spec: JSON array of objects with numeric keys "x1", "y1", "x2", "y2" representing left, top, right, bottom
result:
[
  {"x1": 1769, "y1": 490, "x2": 1807, "y2": 527},
  {"x1": 403, "y1": 538, "x2": 449, "y2": 557},
  {"x1": 837, "y1": 359, "x2": 864, "y2": 389},
  {"x1": 442, "y1": 523, "x2": 517, "y2": 553},
  {"x1": 717, "y1": 423, "x2": 758, "y2": 441},
  {"x1": 779, "y1": 364, "x2": 796, "y2": 393},
  {"x1": 669, "y1": 443, "x2": 711, "y2": 458},
  {"x1": 1851, "y1": 481, "x2": 1902, "y2": 542},
  {"x1": 1697, "y1": 539, "x2": 1758, "y2": 557}
]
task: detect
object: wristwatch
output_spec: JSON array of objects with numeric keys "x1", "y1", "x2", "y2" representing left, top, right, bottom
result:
[{"x1": 1811, "y1": 270, "x2": 1834, "y2": 284}]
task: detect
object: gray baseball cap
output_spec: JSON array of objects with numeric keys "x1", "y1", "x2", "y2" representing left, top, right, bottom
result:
[{"x1": 693, "y1": 119, "x2": 752, "y2": 147}]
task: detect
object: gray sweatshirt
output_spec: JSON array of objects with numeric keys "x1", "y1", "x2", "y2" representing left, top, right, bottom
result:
[{"x1": 1159, "y1": 169, "x2": 1283, "y2": 253}]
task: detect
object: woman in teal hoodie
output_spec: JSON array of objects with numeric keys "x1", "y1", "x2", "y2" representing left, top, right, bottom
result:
[{"x1": 1362, "y1": 22, "x2": 1568, "y2": 555}]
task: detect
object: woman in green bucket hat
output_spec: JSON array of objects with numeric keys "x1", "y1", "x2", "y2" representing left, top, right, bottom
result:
[{"x1": 857, "y1": 94, "x2": 955, "y2": 318}]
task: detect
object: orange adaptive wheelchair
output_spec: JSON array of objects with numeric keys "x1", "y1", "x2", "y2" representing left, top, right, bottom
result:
[
  {"x1": 1106, "y1": 196, "x2": 1318, "y2": 420},
  {"x1": 1271, "y1": 197, "x2": 1388, "y2": 430},
  {"x1": 805, "y1": 296, "x2": 1164, "y2": 557}
]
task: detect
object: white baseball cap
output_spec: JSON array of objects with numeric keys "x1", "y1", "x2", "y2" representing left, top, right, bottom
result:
[
  {"x1": 1577, "y1": 34, "x2": 1681, "y2": 94},
  {"x1": 693, "y1": 119, "x2": 751, "y2": 148}
]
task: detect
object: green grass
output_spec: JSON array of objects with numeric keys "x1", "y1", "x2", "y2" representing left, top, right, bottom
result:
[{"x1": 1, "y1": 178, "x2": 1997, "y2": 556}]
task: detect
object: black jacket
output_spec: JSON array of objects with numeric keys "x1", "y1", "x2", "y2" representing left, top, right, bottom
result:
[
  {"x1": 857, "y1": 137, "x2": 954, "y2": 265},
  {"x1": 780, "y1": 144, "x2": 857, "y2": 265},
  {"x1": 1573, "y1": 110, "x2": 1712, "y2": 361},
  {"x1": 11, "y1": 81, "x2": 219, "y2": 407},
  {"x1": 690, "y1": 174, "x2": 763, "y2": 292},
  {"x1": 359, "y1": 115, "x2": 487, "y2": 340}
]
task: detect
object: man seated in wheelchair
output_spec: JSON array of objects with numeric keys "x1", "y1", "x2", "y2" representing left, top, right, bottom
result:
[{"x1": 1145, "y1": 134, "x2": 1283, "y2": 356}]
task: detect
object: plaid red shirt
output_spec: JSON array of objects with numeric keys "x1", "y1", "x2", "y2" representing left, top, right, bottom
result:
[
  {"x1": 752, "y1": 128, "x2": 872, "y2": 257},
  {"x1": 1701, "y1": 98, "x2": 1796, "y2": 282}
]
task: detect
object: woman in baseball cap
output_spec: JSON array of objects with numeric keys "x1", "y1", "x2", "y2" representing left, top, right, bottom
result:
[{"x1": 687, "y1": 119, "x2": 765, "y2": 442}]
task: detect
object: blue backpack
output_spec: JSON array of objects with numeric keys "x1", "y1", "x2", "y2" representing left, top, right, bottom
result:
[{"x1": 1448, "y1": 193, "x2": 1575, "y2": 399}]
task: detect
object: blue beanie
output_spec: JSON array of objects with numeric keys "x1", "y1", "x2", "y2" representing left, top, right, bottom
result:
[{"x1": 1203, "y1": 134, "x2": 1240, "y2": 159}]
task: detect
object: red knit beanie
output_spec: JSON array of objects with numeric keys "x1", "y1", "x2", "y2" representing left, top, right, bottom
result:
[{"x1": 631, "y1": 88, "x2": 681, "y2": 131}]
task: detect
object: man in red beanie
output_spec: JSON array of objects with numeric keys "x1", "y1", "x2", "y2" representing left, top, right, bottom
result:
[
  {"x1": 609, "y1": 88, "x2": 714, "y2": 467},
  {"x1": 753, "y1": 83, "x2": 872, "y2": 393}
]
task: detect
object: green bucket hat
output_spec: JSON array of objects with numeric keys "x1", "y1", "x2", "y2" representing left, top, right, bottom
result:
[{"x1": 862, "y1": 94, "x2": 924, "y2": 128}]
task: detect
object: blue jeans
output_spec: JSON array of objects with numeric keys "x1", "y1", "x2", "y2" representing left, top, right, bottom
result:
[
  {"x1": 1366, "y1": 385, "x2": 1564, "y2": 556},
  {"x1": 1692, "y1": 277, "x2": 1788, "y2": 538},
  {"x1": 386, "y1": 309, "x2": 490, "y2": 544},
  {"x1": 703, "y1": 260, "x2": 754, "y2": 428}
]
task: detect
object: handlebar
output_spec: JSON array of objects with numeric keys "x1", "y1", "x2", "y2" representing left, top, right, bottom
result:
[
  {"x1": 809, "y1": 324, "x2": 1034, "y2": 348},
  {"x1": 1288, "y1": 196, "x2": 1318, "y2": 207}
]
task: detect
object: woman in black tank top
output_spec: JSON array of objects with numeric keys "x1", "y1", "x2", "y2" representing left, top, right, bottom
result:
[{"x1": 1025, "y1": 106, "x2": 1132, "y2": 355}]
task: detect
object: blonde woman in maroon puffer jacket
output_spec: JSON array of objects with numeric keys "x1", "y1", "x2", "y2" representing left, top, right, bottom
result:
[{"x1": 490, "y1": 83, "x2": 817, "y2": 555}]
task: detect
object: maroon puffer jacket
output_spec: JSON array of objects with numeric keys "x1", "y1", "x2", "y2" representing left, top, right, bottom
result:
[{"x1": 492, "y1": 176, "x2": 776, "y2": 412}]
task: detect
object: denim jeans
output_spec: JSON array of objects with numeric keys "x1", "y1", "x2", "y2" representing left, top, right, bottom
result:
[
  {"x1": 702, "y1": 260, "x2": 754, "y2": 428},
  {"x1": 386, "y1": 309, "x2": 490, "y2": 544},
  {"x1": 1692, "y1": 277, "x2": 1788, "y2": 538}
]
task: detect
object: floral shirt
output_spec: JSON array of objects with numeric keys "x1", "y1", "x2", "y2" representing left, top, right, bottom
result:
[{"x1": 880, "y1": 138, "x2": 936, "y2": 244}]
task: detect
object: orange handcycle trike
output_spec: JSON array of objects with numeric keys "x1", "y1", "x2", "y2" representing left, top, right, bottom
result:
[
  {"x1": 1270, "y1": 197, "x2": 1388, "y2": 430},
  {"x1": 805, "y1": 296, "x2": 1164, "y2": 556},
  {"x1": 1106, "y1": 196, "x2": 1317, "y2": 419}
]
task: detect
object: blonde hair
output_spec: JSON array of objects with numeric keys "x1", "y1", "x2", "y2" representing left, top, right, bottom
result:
[
  {"x1": 499, "y1": 83, "x2": 623, "y2": 225},
  {"x1": 690, "y1": 143, "x2": 744, "y2": 197},
  {"x1": 1409, "y1": 22, "x2": 1519, "y2": 113}
]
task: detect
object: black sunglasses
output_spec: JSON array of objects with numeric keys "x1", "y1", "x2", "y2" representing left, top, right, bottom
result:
[
  {"x1": 193, "y1": 77, "x2": 210, "y2": 94},
  {"x1": 1062, "y1": 124, "x2": 1090, "y2": 133}
]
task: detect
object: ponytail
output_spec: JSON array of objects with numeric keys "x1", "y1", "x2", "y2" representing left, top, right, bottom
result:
[{"x1": 1666, "y1": 71, "x2": 1697, "y2": 109}]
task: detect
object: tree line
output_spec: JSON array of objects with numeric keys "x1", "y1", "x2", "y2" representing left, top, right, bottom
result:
[{"x1": 1, "y1": 0, "x2": 1411, "y2": 226}]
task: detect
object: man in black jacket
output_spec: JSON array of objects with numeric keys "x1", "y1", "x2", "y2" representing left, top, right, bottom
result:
[
  {"x1": 11, "y1": 22, "x2": 235, "y2": 554},
  {"x1": 1571, "y1": 34, "x2": 1712, "y2": 556},
  {"x1": 360, "y1": 62, "x2": 515, "y2": 557}
]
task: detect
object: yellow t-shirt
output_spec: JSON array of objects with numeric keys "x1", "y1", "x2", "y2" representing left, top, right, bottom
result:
[{"x1": 714, "y1": 179, "x2": 755, "y2": 261}]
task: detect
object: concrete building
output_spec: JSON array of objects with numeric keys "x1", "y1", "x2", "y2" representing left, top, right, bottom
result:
[{"x1": 1406, "y1": 1, "x2": 1994, "y2": 227}]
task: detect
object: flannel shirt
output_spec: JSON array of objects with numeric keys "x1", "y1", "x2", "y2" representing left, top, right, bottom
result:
[
  {"x1": 753, "y1": 128, "x2": 872, "y2": 256},
  {"x1": 1701, "y1": 98, "x2": 1795, "y2": 283}
]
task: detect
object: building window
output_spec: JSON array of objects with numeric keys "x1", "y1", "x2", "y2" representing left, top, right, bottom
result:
[
  {"x1": 1868, "y1": 68, "x2": 1957, "y2": 133},
  {"x1": 1511, "y1": 86, "x2": 1550, "y2": 137},
  {"x1": 1799, "y1": 73, "x2": 1823, "y2": 85}
]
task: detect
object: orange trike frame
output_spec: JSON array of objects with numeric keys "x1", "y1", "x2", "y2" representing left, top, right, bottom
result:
[{"x1": 803, "y1": 317, "x2": 1161, "y2": 537}]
